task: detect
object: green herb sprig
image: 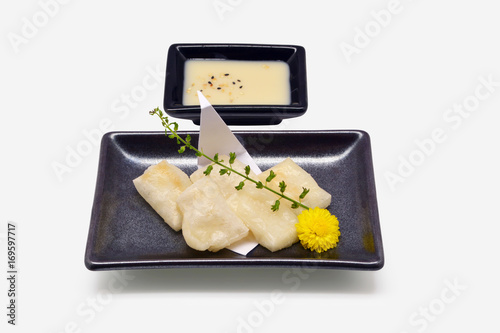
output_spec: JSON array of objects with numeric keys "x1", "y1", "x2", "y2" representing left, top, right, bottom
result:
[{"x1": 149, "y1": 107, "x2": 310, "y2": 211}]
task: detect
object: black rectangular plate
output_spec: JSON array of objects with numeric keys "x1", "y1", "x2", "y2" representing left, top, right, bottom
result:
[{"x1": 84, "y1": 131, "x2": 384, "y2": 271}]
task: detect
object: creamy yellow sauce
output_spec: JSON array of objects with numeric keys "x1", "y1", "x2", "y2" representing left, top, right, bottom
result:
[{"x1": 182, "y1": 60, "x2": 291, "y2": 105}]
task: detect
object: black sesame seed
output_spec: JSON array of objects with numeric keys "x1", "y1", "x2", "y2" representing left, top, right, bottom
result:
[
  {"x1": 211, "y1": 76, "x2": 214, "y2": 79},
  {"x1": 237, "y1": 79, "x2": 241, "y2": 82},
  {"x1": 224, "y1": 73, "x2": 229, "y2": 76},
  {"x1": 239, "y1": 86, "x2": 243, "y2": 89},
  {"x1": 217, "y1": 87, "x2": 221, "y2": 90}
]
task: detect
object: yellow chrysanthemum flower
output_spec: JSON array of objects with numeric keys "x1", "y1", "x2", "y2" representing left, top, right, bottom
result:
[{"x1": 296, "y1": 207, "x2": 340, "y2": 253}]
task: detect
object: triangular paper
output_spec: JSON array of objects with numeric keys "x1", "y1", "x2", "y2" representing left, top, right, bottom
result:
[{"x1": 197, "y1": 91, "x2": 261, "y2": 174}]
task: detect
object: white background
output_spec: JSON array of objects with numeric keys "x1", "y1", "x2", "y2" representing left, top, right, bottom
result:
[{"x1": 1, "y1": 0, "x2": 499, "y2": 332}]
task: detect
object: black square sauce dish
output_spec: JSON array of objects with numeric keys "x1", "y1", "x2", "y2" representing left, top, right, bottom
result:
[{"x1": 163, "y1": 43, "x2": 308, "y2": 125}]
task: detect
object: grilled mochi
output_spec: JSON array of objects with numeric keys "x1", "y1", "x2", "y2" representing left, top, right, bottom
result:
[
  {"x1": 226, "y1": 185, "x2": 299, "y2": 252},
  {"x1": 177, "y1": 176, "x2": 249, "y2": 252},
  {"x1": 190, "y1": 155, "x2": 257, "y2": 199},
  {"x1": 258, "y1": 158, "x2": 331, "y2": 214},
  {"x1": 133, "y1": 160, "x2": 192, "y2": 231}
]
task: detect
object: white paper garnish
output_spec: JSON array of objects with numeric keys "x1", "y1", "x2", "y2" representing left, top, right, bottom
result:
[
  {"x1": 197, "y1": 91, "x2": 261, "y2": 174},
  {"x1": 197, "y1": 91, "x2": 260, "y2": 255}
]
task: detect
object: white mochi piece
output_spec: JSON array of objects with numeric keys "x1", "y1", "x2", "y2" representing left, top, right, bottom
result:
[
  {"x1": 258, "y1": 158, "x2": 331, "y2": 214},
  {"x1": 227, "y1": 185, "x2": 299, "y2": 252},
  {"x1": 133, "y1": 160, "x2": 192, "y2": 231},
  {"x1": 177, "y1": 177, "x2": 249, "y2": 252}
]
